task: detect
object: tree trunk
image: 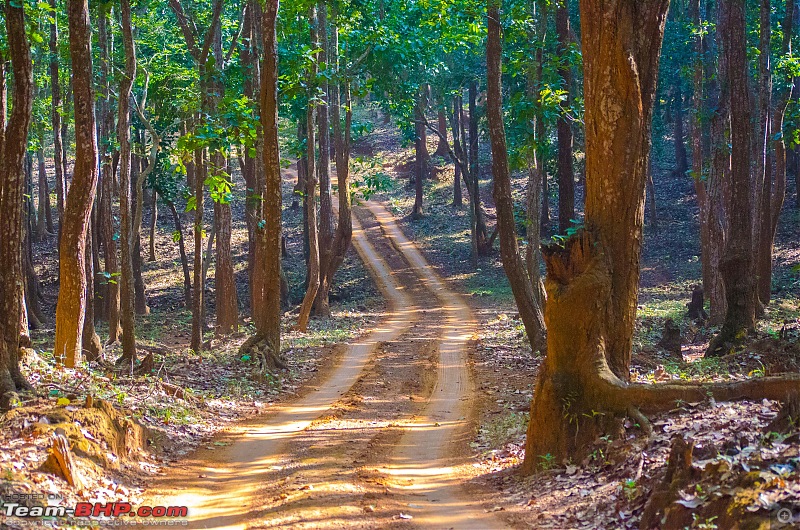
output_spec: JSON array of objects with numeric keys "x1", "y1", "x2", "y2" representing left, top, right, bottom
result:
[
  {"x1": 672, "y1": 84, "x2": 689, "y2": 179},
  {"x1": 241, "y1": 0, "x2": 259, "y2": 311},
  {"x1": 313, "y1": 0, "x2": 335, "y2": 316},
  {"x1": 132, "y1": 105, "x2": 158, "y2": 318},
  {"x1": 82, "y1": 224, "x2": 102, "y2": 362},
  {"x1": 49, "y1": 0, "x2": 65, "y2": 228},
  {"x1": 519, "y1": 0, "x2": 670, "y2": 468},
  {"x1": 214, "y1": 197, "x2": 238, "y2": 335},
  {"x1": 690, "y1": 0, "x2": 712, "y2": 306},
  {"x1": 117, "y1": 0, "x2": 137, "y2": 364},
  {"x1": 556, "y1": 0, "x2": 575, "y2": 234},
  {"x1": 525, "y1": 0, "x2": 548, "y2": 308},
  {"x1": 707, "y1": 0, "x2": 757, "y2": 356},
  {"x1": 0, "y1": 0, "x2": 33, "y2": 403},
  {"x1": 169, "y1": 202, "x2": 192, "y2": 308},
  {"x1": 55, "y1": 0, "x2": 100, "y2": 368},
  {"x1": 412, "y1": 86, "x2": 427, "y2": 220},
  {"x1": 24, "y1": 200, "x2": 45, "y2": 329},
  {"x1": 190, "y1": 145, "x2": 205, "y2": 353},
  {"x1": 434, "y1": 108, "x2": 449, "y2": 157},
  {"x1": 98, "y1": 6, "x2": 120, "y2": 344},
  {"x1": 486, "y1": 0, "x2": 547, "y2": 356},
  {"x1": 250, "y1": 0, "x2": 284, "y2": 374},
  {"x1": 148, "y1": 190, "x2": 157, "y2": 261},
  {"x1": 756, "y1": 0, "x2": 793, "y2": 307},
  {"x1": 36, "y1": 147, "x2": 53, "y2": 240},
  {"x1": 297, "y1": 7, "x2": 319, "y2": 332},
  {"x1": 452, "y1": 98, "x2": 463, "y2": 207},
  {"x1": 646, "y1": 161, "x2": 658, "y2": 230},
  {"x1": 468, "y1": 80, "x2": 479, "y2": 181},
  {"x1": 316, "y1": 10, "x2": 354, "y2": 316}
]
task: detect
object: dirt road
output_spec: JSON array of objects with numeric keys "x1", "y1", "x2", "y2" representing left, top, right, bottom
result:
[{"x1": 146, "y1": 201, "x2": 505, "y2": 529}]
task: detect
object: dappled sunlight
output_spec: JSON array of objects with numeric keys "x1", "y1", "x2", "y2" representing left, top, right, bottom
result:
[{"x1": 144, "y1": 205, "x2": 425, "y2": 529}]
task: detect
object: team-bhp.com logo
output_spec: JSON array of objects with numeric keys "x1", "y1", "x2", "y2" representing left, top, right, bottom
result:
[{"x1": 4, "y1": 502, "x2": 187, "y2": 518}]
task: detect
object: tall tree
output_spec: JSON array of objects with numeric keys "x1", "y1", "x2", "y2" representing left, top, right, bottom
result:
[
  {"x1": 314, "y1": 0, "x2": 336, "y2": 314},
  {"x1": 97, "y1": 3, "x2": 120, "y2": 343},
  {"x1": 0, "y1": 0, "x2": 34, "y2": 404},
  {"x1": 212, "y1": 19, "x2": 238, "y2": 336},
  {"x1": 296, "y1": 5, "x2": 320, "y2": 332},
  {"x1": 246, "y1": 0, "x2": 285, "y2": 374},
  {"x1": 555, "y1": 0, "x2": 575, "y2": 233},
  {"x1": 50, "y1": 0, "x2": 66, "y2": 227},
  {"x1": 755, "y1": 0, "x2": 794, "y2": 306},
  {"x1": 168, "y1": 0, "x2": 224, "y2": 353},
  {"x1": 55, "y1": 0, "x2": 100, "y2": 367},
  {"x1": 117, "y1": 0, "x2": 137, "y2": 364},
  {"x1": 316, "y1": 7, "x2": 354, "y2": 317},
  {"x1": 707, "y1": 0, "x2": 756, "y2": 356},
  {"x1": 487, "y1": 0, "x2": 546, "y2": 356}
]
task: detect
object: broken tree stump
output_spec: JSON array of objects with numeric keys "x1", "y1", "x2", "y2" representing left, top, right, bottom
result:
[
  {"x1": 41, "y1": 432, "x2": 84, "y2": 490},
  {"x1": 657, "y1": 318, "x2": 683, "y2": 360}
]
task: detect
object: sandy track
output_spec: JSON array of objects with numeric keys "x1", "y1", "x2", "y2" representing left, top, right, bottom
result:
[
  {"x1": 363, "y1": 201, "x2": 505, "y2": 529},
  {"x1": 145, "y1": 200, "x2": 504, "y2": 529},
  {"x1": 146, "y1": 212, "x2": 416, "y2": 529}
]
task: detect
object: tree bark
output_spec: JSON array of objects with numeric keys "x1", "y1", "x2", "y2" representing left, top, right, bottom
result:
[
  {"x1": 316, "y1": 10, "x2": 354, "y2": 316},
  {"x1": 97, "y1": 6, "x2": 120, "y2": 343},
  {"x1": 0, "y1": 0, "x2": 34, "y2": 402},
  {"x1": 434, "y1": 108, "x2": 449, "y2": 157},
  {"x1": 690, "y1": 0, "x2": 712, "y2": 307},
  {"x1": 452, "y1": 96, "x2": 463, "y2": 207},
  {"x1": 169, "y1": 202, "x2": 192, "y2": 308},
  {"x1": 297, "y1": 6, "x2": 319, "y2": 332},
  {"x1": 313, "y1": 0, "x2": 335, "y2": 315},
  {"x1": 486, "y1": 0, "x2": 546, "y2": 355},
  {"x1": 148, "y1": 190, "x2": 157, "y2": 261},
  {"x1": 412, "y1": 86, "x2": 427, "y2": 220},
  {"x1": 250, "y1": 0, "x2": 284, "y2": 373},
  {"x1": 525, "y1": 0, "x2": 548, "y2": 308},
  {"x1": 756, "y1": 0, "x2": 794, "y2": 306},
  {"x1": 168, "y1": 0, "x2": 224, "y2": 353},
  {"x1": 55, "y1": 0, "x2": 100, "y2": 368},
  {"x1": 82, "y1": 224, "x2": 101, "y2": 362},
  {"x1": 35, "y1": 146, "x2": 53, "y2": 239},
  {"x1": 241, "y1": 0, "x2": 259, "y2": 312},
  {"x1": 49, "y1": 0, "x2": 66, "y2": 228},
  {"x1": 212, "y1": 25, "x2": 238, "y2": 337},
  {"x1": 117, "y1": 0, "x2": 137, "y2": 364},
  {"x1": 672, "y1": 84, "x2": 689, "y2": 180},
  {"x1": 556, "y1": 0, "x2": 575, "y2": 233},
  {"x1": 518, "y1": 0, "x2": 669, "y2": 468},
  {"x1": 707, "y1": 0, "x2": 757, "y2": 356}
]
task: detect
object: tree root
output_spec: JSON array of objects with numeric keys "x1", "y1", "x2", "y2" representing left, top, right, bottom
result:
[
  {"x1": 525, "y1": 229, "x2": 800, "y2": 470},
  {"x1": 239, "y1": 335, "x2": 287, "y2": 378}
]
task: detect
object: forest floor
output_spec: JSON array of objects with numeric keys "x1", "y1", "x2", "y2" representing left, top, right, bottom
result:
[
  {"x1": 354, "y1": 108, "x2": 800, "y2": 528},
  {"x1": 3, "y1": 104, "x2": 800, "y2": 529}
]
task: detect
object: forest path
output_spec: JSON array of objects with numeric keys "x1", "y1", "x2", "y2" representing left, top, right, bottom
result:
[
  {"x1": 362, "y1": 201, "x2": 505, "y2": 529},
  {"x1": 145, "y1": 199, "x2": 503, "y2": 529}
]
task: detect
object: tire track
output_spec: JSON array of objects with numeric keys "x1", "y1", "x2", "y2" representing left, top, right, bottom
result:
[
  {"x1": 363, "y1": 201, "x2": 506, "y2": 529},
  {"x1": 145, "y1": 210, "x2": 418, "y2": 529}
]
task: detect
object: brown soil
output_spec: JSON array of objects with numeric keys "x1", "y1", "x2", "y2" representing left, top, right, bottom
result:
[{"x1": 141, "y1": 200, "x2": 505, "y2": 528}]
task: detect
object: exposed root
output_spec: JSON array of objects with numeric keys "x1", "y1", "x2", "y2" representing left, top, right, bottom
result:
[
  {"x1": 239, "y1": 335, "x2": 287, "y2": 378},
  {"x1": 525, "y1": 229, "x2": 800, "y2": 471}
]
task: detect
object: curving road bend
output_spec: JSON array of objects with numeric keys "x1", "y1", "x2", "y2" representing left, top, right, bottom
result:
[{"x1": 144, "y1": 198, "x2": 506, "y2": 529}]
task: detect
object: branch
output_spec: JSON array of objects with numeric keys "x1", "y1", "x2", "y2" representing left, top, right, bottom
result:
[
  {"x1": 131, "y1": 91, "x2": 161, "y2": 237},
  {"x1": 199, "y1": 0, "x2": 225, "y2": 66},
  {"x1": 349, "y1": 44, "x2": 373, "y2": 70},
  {"x1": 422, "y1": 116, "x2": 470, "y2": 177},
  {"x1": 224, "y1": 3, "x2": 247, "y2": 65},
  {"x1": 168, "y1": 0, "x2": 200, "y2": 61}
]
